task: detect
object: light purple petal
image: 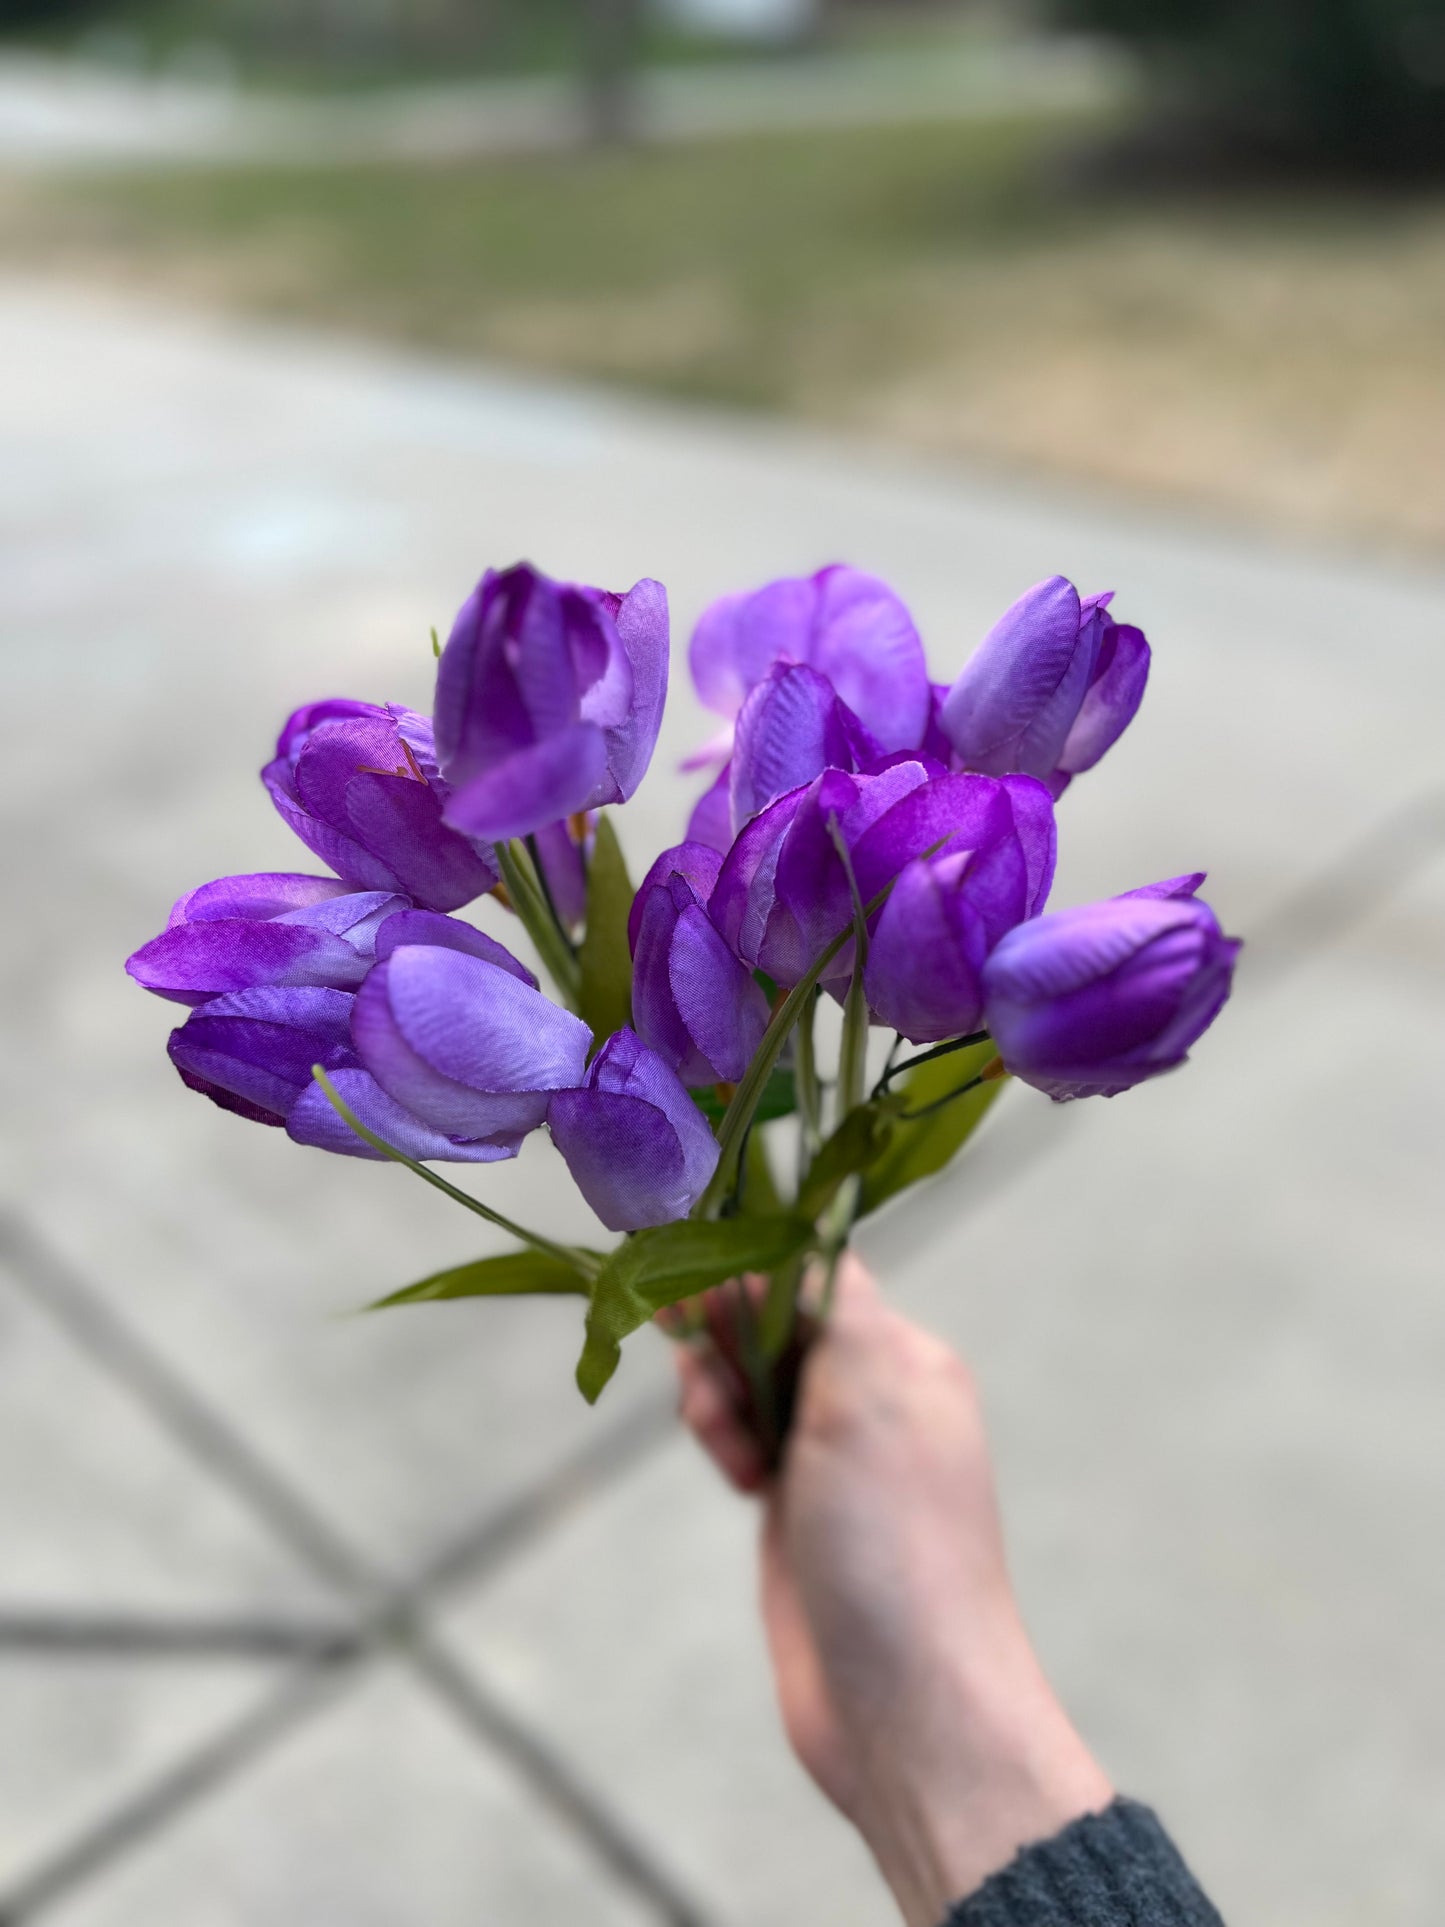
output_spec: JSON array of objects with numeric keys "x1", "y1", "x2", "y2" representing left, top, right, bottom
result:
[
  {"x1": 169, "y1": 873, "x2": 350, "y2": 927},
  {"x1": 441, "y1": 724, "x2": 610, "y2": 843},
  {"x1": 373, "y1": 909, "x2": 536, "y2": 986},
  {"x1": 167, "y1": 986, "x2": 355, "y2": 1121},
  {"x1": 1118, "y1": 873, "x2": 1206, "y2": 902},
  {"x1": 730, "y1": 662, "x2": 867, "y2": 832},
  {"x1": 353, "y1": 948, "x2": 590, "y2": 1140},
  {"x1": 130, "y1": 919, "x2": 365, "y2": 1006},
  {"x1": 549, "y1": 1028, "x2": 719, "y2": 1229},
  {"x1": 286, "y1": 1067, "x2": 521, "y2": 1163},
  {"x1": 941, "y1": 577, "x2": 1095, "y2": 779},
  {"x1": 600, "y1": 576, "x2": 669, "y2": 801},
  {"x1": 806, "y1": 566, "x2": 930, "y2": 752},
  {"x1": 685, "y1": 763, "x2": 733, "y2": 855},
  {"x1": 689, "y1": 578, "x2": 815, "y2": 719}
]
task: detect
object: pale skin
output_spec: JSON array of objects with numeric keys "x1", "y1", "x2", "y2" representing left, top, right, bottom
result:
[{"x1": 675, "y1": 1256, "x2": 1113, "y2": 1927}]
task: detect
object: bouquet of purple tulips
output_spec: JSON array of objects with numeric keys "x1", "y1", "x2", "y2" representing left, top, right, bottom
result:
[{"x1": 127, "y1": 563, "x2": 1238, "y2": 1448}]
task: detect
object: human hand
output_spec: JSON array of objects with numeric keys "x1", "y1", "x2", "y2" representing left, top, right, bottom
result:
[{"x1": 676, "y1": 1256, "x2": 1112, "y2": 1927}]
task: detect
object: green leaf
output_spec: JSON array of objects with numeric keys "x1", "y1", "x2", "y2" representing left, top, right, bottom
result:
[
  {"x1": 578, "y1": 813, "x2": 634, "y2": 1048},
  {"x1": 367, "y1": 1249, "x2": 591, "y2": 1309},
  {"x1": 691, "y1": 1067, "x2": 796, "y2": 1127},
  {"x1": 859, "y1": 1038, "x2": 1005, "y2": 1217},
  {"x1": 576, "y1": 1214, "x2": 815, "y2": 1403},
  {"x1": 798, "y1": 1101, "x2": 899, "y2": 1220}
]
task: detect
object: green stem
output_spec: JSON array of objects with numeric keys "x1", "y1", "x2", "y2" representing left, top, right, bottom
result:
[
  {"x1": 827, "y1": 815, "x2": 870, "y2": 1129},
  {"x1": 873, "y1": 1031, "x2": 992, "y2": 1097},
  {"x1": 794, "y1": 988, "x2": 822, "y2": 1174},
  {"x1": 496, "y1": 839, "x2": 583, "y2": 1011},
  {"x1": 311, "y1": 1068, "x2": 599, "y2": 1279},
  {"x1": 898, "y1": 1071, "x2": 994, "y2": 1122}
]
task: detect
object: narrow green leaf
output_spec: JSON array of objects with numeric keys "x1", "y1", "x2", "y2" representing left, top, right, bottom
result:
[
  {"x1": 798, "y1": 1102, "x2": 899, "y2": 1220},
  {"x1": 575, "y1": 1213, "x2": 815, "y2": 1403},
  {"x1": 578, "y1": 812, "x2": 634, "y2": 1048},
  {"x1": 858, "y1": 1038, "x2": 1005, "y2": 1216},
  {"x1": 368, "y1": 1249, "x2": 590, "y2": 1309},
  {"x1": 691, "y1": 1067, "x2": 796, "y2": 1126}
]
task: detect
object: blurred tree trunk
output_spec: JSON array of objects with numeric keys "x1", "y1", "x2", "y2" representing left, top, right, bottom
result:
[{"x1": 581, "y1": 0, "x2": 643, "y2": 144}]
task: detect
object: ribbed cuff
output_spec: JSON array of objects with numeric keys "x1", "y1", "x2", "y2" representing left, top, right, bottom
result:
[{"x1": 942, "y1": 1799, "x2": 1224, "y2": 1927}]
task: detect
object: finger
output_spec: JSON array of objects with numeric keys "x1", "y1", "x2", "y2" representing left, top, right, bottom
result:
[{"x1": 676, "y1": 1347, "x2": 769, "y2": 1494}]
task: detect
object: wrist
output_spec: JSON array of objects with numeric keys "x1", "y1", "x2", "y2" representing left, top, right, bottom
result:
[{"x1": 850, "y1": 1645, "x2": 1113, "y2": 1927}]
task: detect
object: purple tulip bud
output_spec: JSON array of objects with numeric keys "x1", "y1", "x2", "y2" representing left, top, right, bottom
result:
[
  {"x1": 353, "y1": 942, "x2": 591, "y2": 1150},
  {"x1": 941, "y1": 578, "x2": 1149, "y2": 794},
  {"x1": 982, "y1": 893, "x2": 1240, "y2": 1101},
  {"x1": 548, "y1": 1029, "x2": 720, "y2": 1231},
  {"x1": 434, "y1": 563, "x2": 669, "y2": 842},
  {"x1": 712, "y1": 760, "x2": 1056, "y2": 994},
  {"x1": 728, "y1": 661, "x2": 880, "y2": 835},
  {"x1": 630, "y1": 850, "x2": 770, "y2": 1086},
  {"x1": 127, "y1": 874, "x2": 408, "y2": 1006},
  {"x1": 688, "y1": 565, "x2": 930, "y2": 758},
  {"x1": 863, "y1": 776, "x2": 1053, "y2": 1044},
  {"x1": 263, "y1": 701, "x2": 497, "y2": 913}
]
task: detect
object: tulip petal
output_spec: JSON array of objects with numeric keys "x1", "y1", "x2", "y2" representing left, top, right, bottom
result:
[
  {"x1": 865, "y1": 852, "x2": 988, "y2": 1043},
  {"x1": 601, "y1": 576, "x2": 670, "y2": 802},
  {"x1": 373, "y1": 909, "x2": 536, "y2": 986},
  {"x1": 1057, "y1": 622, "x2": 1151, "y2": 778},
  {"x1": 669, "y1": 903, "x2": 770, "y2": 1082},
  {"x1": 685, "y1": 764, "x2": 733, "y2": 855},
  {"x1": 628, "y1": 842, "x2": 723, "y2": 955},
  {"x1": 941, "y1": 577, "x2": 1094, "y2": 779},
  {"x1": 286, "y1": 1067, "x2": 520, "y2": 1162},
  {"x1": 344, "y1": 768, "x2": 499, "y2": 911},
  {"x1": 441, "y1": 724, "x2": 610, "y2": 842}
]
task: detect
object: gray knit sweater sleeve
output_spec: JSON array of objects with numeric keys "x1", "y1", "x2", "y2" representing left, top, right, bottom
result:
[{"x1": 942, "y1": 1799, "x2": 1224, "y2": 1927}]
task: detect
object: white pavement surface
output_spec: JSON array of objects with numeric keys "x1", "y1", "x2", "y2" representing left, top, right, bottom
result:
[
  {"x1": 0, "y1": 39, "x2": 1121, "y2": 171},
  {"x1": 1, "y1": 273, "x2": 1443, "y2": 1925}
]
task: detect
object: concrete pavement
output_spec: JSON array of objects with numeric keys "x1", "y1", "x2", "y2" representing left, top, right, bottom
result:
[{"x1": 1, "y1": 273, "x2": 1443, "y2": 1924}]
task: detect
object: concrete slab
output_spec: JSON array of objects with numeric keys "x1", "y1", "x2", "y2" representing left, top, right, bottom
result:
[
  {"x1": 41, "y1": 1664, "x2": 657, "y2": 1927},
  {"x1": 446, "y1": 1432, "x2": 894, "y2": 1927},
  {"x1": 0, "y1": 1260, "x2": 328, "y2": 1616},
  {"x1": 0, "y1": 1659, "x2": 271, "y2": 1899}
]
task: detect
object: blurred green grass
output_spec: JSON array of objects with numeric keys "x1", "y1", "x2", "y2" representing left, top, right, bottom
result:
[{"x1": 7, "y1": 113, "x2": 1445, "y2": 546}]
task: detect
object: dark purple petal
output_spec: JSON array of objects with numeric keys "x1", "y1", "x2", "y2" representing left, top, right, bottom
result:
[
  {"x1": 548, "y1": 1028, "x2": 719, "y2": 1229},
  {"x1": 167, "y1": 986, "x2": 355, "y2": 1123},
  {"x1": 286, "y1": 1067, "x2": 520, "y2": 1163},
  {"x1": 1057, "y1": 621, "x2": 1150, "y2": 779},
  {"x1": 633, "y1": 875, "x2": 768, "y2": 1085},
  {"x1": 983, "y1": 896, "x2": 1239, "y2": 1100},
  {"x1": 272, "y1": 699, "x2": 377, "y2": 768},
  {"x1": 533, "y1": 817, "x2": 589, "y2": 930},
  {"x1": 628, "y1": 841, "x2": 723, "y2": 954},
  {"x1": 1000, "y1": 774, "x2": 1058, "y2": 917},
  {"x1": 865, "y1": 851, "x2": 989, "y2": 1043},
  {"x1": 342, "y1": 767, "x2": 499, "y2": 911}
]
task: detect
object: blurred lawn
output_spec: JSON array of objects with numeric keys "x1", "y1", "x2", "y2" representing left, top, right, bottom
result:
[{"x1": 6, "y1": 114, "x2": 1445, "y2": 548}]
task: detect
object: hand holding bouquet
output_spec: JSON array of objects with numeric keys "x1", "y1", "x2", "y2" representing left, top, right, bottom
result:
[{"x1": 128, "y1": 562, "x2": 1238, "y2": 1453}]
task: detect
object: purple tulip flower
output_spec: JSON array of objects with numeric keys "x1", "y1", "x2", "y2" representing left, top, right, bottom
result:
[
  {"x1": 629, "y1": 843, "x2": 770, "y2": 1086},
  {"x1": 127, "y1": 874, "x2": 407, "y2": 1006},
  {"x1": 353, "y1": 941, "x2": 591, "y2": 1150},
  {"x1": 264, "y1": 700, "x2": 497, "y2": 912},
  {"x1": 434, "y1": 563, "x2": 669, "y2": 843},
  {"x1": 167, "y1": 984, "x2": 513, "y2": 1161},
  {"x1": 941, "y1": 578, "x2": 1150, "y2": 796},
  {"x1": 982, "y1": 891, "x2": 1240, "y2": 1101},
  {"x1": 711, "y1": 759, "x2": 1055, "y2": 995},
  {"x1": 727, "y1": 661, "x2": 881, "y2": 835},
  {"x1": 864, "y1": 778, "x2": 1054, "y2": 1043},
  {"x1": 689, "y1": 565, "x2": 931, "y2": 757},
  {"x1": 548, "y1": 1029, "x2": 720, "y2": 1231}
]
